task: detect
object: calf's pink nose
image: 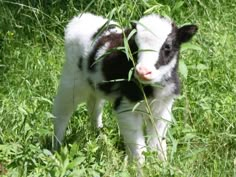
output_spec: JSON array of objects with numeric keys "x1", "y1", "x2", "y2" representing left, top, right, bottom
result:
[{"x1": 136, "y1": 66, "x2": 152, "y2": 80}]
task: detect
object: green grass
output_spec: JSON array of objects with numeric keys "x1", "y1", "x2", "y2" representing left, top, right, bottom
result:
[{"x1": 0, "y1": 0, "x2": 236, "y2": 176}]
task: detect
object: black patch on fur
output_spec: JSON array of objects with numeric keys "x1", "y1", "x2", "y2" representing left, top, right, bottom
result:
[
  {"x1": 100, "y1": 29, "x2": 137, "y2": 80},
  {"x1": 154, "y1": 24, "x2": 180, "y2": 95},
  {"x1": 78, "y1": 57, "x2": 83, "y2": 70},
  {"x1": 88, "y1": 23, "x2": 120, "y2": 72},
  {"x1": 155, "y1": 23, "x2": 197, "y2": 95},
  {"x1": 170, "y1": 65, "x2": 180, "y2": 95},
  {"x1": 91, "y1": 28, "x2": 155, "y2": 102},
  {"x1": 87, "y1": 79, "x2": 95, "y2": 90},
  {"x1": 88, "y1": 26, "x2": 122, "y2": 72},
  {"x1": 177, "y1": 25, "x2": 198, "y2": 43},
  {"x1": 99, "y1": 29, "x2": 154, "y2": 101},
  {"x1": 98, "y1": 80, "x2": 154, "y2": 103},
  {"x1": 88, "y1": 24, "x2": 188, "y2": 103},
  {"x1": 92, "y1": 23, "x2": 117, "y2": 40},
  {"x1": 121, "y1": 82, "x2": 154, "y2": 102},
  {"x1": 114, "y1": 97, "x2": 122, "y2": 110},
  {"x1": 155, "y1": 25, "x2": 180, "y2": 69},
  {"x1": 156, "y1": 23, "x2": 197, "y2": 69},
  {"x1": 157, "y1": 40, "x2": 180, "y2": 95},
  {"x1": 97, "y1": 82, "x2": 116, "y2": 94}
]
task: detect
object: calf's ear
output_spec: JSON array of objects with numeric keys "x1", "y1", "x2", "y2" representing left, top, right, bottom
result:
[{"x1": 177, "y1": 25, "x2": 198, "y2": 44}]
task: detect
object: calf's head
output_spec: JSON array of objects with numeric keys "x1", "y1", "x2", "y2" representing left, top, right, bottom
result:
[{"x1": 134, "y1": 14, "x2": 198, "y2": 84}]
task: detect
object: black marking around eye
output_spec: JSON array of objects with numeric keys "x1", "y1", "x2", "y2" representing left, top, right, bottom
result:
[
  {"x1": 164, "y1": 44, "x2": 171, "y2": 50},
  {"x1": 170, "y1": 66, "x2": 180, "y2": 95},
  {"x1": 163, "y1": 44, "x2": 171, "y2": 56},
  {"x1": 155, "y1": 27, "x2": 179, "y2": 69}
]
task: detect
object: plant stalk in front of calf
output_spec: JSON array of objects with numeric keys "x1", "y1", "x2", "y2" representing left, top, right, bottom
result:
[{"x1": 53, "y1": 13, "x2": 198, "y2": 165}]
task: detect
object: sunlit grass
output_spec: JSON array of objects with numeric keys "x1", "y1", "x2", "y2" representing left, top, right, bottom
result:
[{"x1": 0, "y1": 0, "x2": 235, "y2": 176}]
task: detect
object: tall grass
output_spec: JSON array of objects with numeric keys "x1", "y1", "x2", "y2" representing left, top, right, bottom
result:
[{"x1": 0, "y1": 0, "x2": 235, "y2": 176}]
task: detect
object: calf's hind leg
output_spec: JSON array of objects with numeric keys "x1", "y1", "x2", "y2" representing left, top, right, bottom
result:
[
  {"x1": 53, "y1": 82, "x2": 82, "y2": 150},
  {"x1": 52, "y1": 62, "x2": 87, "y2": 150},
  {"x1": 86, "y1": 94, "x2": 105, "y2": 129}
]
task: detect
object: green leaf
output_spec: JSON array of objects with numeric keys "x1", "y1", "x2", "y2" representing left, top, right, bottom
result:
[
  {"x1": 43, "y1": 149, "x2": 53, "y2": 156},
  {"x1": 18, "y1": 106, "x2": 28, "y2": 115},
  {"x1": 123, "y1": 37, "x2": 131, "y2": 60},
  {"x1": 179, "y1": 60, "x2": 188, "y2": 79},
  {"x1": 68, "y1": 157, "x2": 86, "y2": 169},
  {"x1": 173, "y1": 1, "x2": 185, "y2": 12},
  {"x1": 128, "y1": 68, "x2": 134, "y2": 81},
  {"x1": 127, "y1": 29, "x2": 136, "y2": 41},
  {"x1": 132, "y1": 101, "x2": 142, "y2": 112},
  {"x1": 196, "y1": 64, "x2": 209, "y2": 70},
  {"x1": 181, "y1": 43, "x2": 203, "y2": 52}
]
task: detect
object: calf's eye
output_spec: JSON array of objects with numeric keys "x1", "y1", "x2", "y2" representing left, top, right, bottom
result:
[
  {"x1": 164, "y1": 44, "x2": 171, "y2": 51},
  {"x1": 163, "y1": 44, "x2": 171, "y2": 56}
]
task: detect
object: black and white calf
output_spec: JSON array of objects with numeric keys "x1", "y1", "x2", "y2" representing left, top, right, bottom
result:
[{"x1": 53, "y1": 13, "x2": 197, "y2": 163}]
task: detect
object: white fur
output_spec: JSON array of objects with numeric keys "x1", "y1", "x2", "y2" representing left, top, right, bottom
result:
[
  {"x1": 135, "y1": 56, "x2": 177, "y2": 83},
  {"x1": 53, "y1": 13, "x2": 176, "y2": 165},
  {"x1": 54, "y1": 13, "x2": 109, "y2": 148},
  {"x1": 135, "y1": 14, "x2": 175, "y2": 84}
]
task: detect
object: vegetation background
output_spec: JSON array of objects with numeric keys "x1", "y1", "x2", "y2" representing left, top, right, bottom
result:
[{"x1": 0, "y1": 0, "x2": 235, "y2": 176}]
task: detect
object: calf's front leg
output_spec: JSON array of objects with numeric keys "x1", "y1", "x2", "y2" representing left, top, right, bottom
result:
[
  {"x1": 146, "y1": 101, "x2": 173, "y2": 161},
  {"x1": 116, "y1": 111, "x2": 146, "y2": 165}
]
